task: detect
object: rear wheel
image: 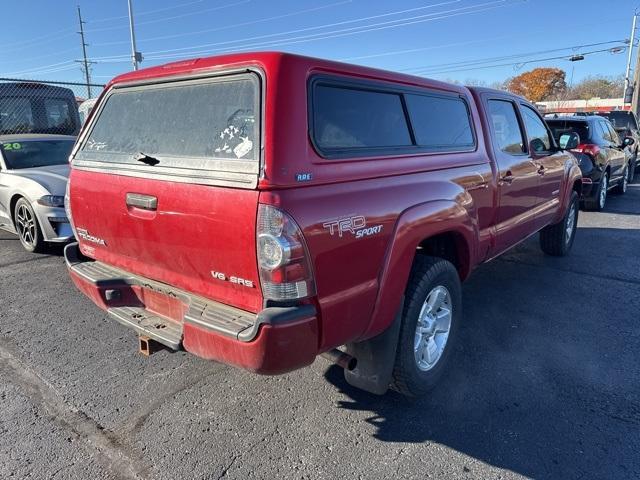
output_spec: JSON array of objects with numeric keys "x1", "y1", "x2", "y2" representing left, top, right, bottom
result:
[
  {"x1": 584, "y1": 172, "x2": 608, "y2": 211},
  {"x1": 613, "y1": 164, "x2": 629, "y2": 195},
  {"x1": 540, "y1": 191, "x2": 579, "y2": 257},
  {"x1": 14, "y1": 198, "x2": 44, "y2": 253},
  {"x1": 391, "y1": 256, "x2": 461, "y2": 397}
]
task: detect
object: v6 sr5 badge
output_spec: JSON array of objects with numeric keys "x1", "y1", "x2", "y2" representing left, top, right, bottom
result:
[{"x1": 323, "y1": 215, "x2": 383, "y2": 239}]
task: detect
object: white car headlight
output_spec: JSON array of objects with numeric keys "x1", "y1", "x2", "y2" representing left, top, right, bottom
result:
[{"x1": 37, "y1": 195, "x2": 65, "y2": 207}]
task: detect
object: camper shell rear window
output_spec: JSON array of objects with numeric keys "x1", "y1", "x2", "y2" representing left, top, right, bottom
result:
[{"x1": 75, "y1": 72, "x2": 261, "y2": 187}]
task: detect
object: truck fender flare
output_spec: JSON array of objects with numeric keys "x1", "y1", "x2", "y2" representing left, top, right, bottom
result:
[
  {"x1": 555, "y1": 161, "x2": 583, "y2": 223},
  {"x1": 360, "y1": 199, "x2": 478, "y2": 341}
]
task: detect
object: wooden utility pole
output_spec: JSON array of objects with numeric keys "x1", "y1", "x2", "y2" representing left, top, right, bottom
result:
[{"x1": 77, "y1": 6, "x2": 93, "y2": 98}]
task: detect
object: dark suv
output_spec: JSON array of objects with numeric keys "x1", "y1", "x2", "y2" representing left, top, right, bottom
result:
[
  {"x1": 598, "y1": 110, "x2": 640, "y2": 176},
  {"x1": 547, "y1": 116, "x2": 634, "y2": 210}
]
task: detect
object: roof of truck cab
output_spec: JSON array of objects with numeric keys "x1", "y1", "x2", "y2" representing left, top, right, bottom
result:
[
  {"x1": 106, "y1": 51, "x2": 471, "y2": 95},
  {"x1": 466, "y1": 86, "x2": 528, "y2": 102}
]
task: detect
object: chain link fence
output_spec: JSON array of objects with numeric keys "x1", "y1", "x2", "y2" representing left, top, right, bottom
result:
[{"x1": 0, "y1": 78, "x2": 104, "y2": 136}]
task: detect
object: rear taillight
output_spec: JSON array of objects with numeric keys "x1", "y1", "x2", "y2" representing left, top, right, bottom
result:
[
  {"x1": 257, "y1": 204, "x2": 315, "y2": 302},
  {"x1": 571, "y1": 143, "x2": 601, "y2": 158}
]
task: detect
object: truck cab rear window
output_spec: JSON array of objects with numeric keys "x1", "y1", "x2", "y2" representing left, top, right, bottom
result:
[{"x1": 79, "y1": 75, "x2": 259, "y2": 164}]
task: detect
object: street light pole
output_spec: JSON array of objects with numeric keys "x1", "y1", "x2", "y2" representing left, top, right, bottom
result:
[
  {"x1": 624, "y1": 10, "x2": 638, "y2": 102},
  {"x1": 127, "y1": 0, "x2": 139, "y2": 70}
]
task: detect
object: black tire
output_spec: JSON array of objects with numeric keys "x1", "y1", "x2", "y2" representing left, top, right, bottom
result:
[
  {"x1": 13, "y1": 197, "x2": 44, "y2": 253},
  {"x1": 583, "y1": 171, "x2": 608, "y2": 211},
  {"x1": 391, "y1": 256, "x2": 462, "y2": 397},
  {"x1": 539, "y1": 191, "x2": 579, "y2": 257},
  {"x1": 613, "y1": 164, "x2": 630, "y2": 195}
]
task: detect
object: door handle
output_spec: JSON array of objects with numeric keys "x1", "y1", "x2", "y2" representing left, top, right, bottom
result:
[
  {"x1": 537, "y1": 164, "x2": 546, "y2": 176},
  {"x1": 126, "y1": 193, "x2": 157, "y2": 211},
  {"x1": 500, "y1": 171, "x2": 515, "y2": 185}
]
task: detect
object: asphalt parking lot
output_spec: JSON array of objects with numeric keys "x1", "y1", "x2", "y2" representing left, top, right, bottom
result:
[{"x1": 1, "y1": 180, "x2": 639, "y2": 480}]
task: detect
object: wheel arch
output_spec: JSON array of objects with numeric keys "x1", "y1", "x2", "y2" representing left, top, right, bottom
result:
[
  {"x1": 416, "y1": 230, "x2": 471, "y2": 281},
  {"x1": 9, "y1": 193, "x2": 25, "y2": 225},
  {"x1": 358, "y1": 199, "x2": 478, "y2": 341}
]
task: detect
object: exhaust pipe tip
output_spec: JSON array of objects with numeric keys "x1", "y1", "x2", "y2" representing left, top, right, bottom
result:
[
  {"x1": 344, "y1": 356, "x2": 357, "y2": 371},
  {"x1": 321, "y1": 349, "x2": 357, "y2": 371}
]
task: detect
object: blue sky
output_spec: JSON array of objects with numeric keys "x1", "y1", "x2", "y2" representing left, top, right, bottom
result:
[{"x1": 1, "y1": 0, "x2": 637, "y2": 89}]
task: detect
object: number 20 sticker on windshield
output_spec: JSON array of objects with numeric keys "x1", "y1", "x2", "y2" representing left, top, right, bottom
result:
[{"x1": 2, "y1": 143, "x2": 21, "y2": 150}]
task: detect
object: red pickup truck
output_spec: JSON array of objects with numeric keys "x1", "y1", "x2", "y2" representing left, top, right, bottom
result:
[{"x1": 64, "y1": 52, "x2": 582, "y2": 397}]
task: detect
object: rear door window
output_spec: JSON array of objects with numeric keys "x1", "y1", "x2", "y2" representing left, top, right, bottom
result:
[
  {"x1": 598, "y1": 121, "x2": 614, "y2": 143},
  {"x1": 487, "y1": 100, "x2": 526, "y2": 155},
  {"x1": 521, "y1": 105, "x2": 551, "y2": 152},
  {"x1": 312, "y1": 84, "x2": 412, "y2": 152},
  {"x1": 404, "y1": 94, "x2": 474, "y2": 150},
  {"x1": 605, "y1": 122, "x2": 620, "y2": 144}
]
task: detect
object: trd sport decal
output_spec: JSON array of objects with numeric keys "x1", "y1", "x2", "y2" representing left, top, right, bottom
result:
[{"x1": 322, "y1": 215, "x2": 383, "y2": 239}]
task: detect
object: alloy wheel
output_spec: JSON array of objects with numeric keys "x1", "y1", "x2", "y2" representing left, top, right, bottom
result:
[
  {"x1": 599, "y1": 174, "x2": 608, "y2": 209},
  {"x1": 16, "y1": 204, "x2": 36, "y2": 247},
  {"x1": 414, "y1": 285, "x2": 452, "y2": 372},
  {"x1": 565, "y1": 201, "x2": 577, "y2": 245}
]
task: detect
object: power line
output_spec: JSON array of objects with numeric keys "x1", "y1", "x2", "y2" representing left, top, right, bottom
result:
[
  {"x1": 422, "y1": 46, "x2": 626, "y2": 76},
  {"x1": 2, "y1": 47, "x2": 79, "y2": 65},
  {"x1": 2, "y1": 28, "x2": 75, "y2": 51},
  {"x1": 0, "y1": 0, "x2": 211, "y2": 54},
  {"x1": 93, "y1": 0, "x2": 520, "y2": 63},
  {"x1": 85, "y1": 0, "x2": 251, "y2": 34},
  {"x1": 91, "y1": 0, "x2": 464, "y2": 59},
  {"x1": 341, "y1": 37, "x2": 504, "y2": 61},
  {"x1": 0, "y1": 64, "x2": 81, "y2": 78},
  {"x1": 90, "y1": 0, "x2": 354, "y2": 48},
  {"x1": 88, "y1": 0, "x2": 206, "y2": 24},
  {"x1": 1, "y1": 32, "x2": 76, "y2": 56},
  {"x1": 1, "y1": 60, "x2": 78, "y2": 77},
  {"x1": 405, "y1": 40, "x2": 627, "y2": 74},
  {"x1": 149, "y1": 0, "x2": 519, "y2": 61},
  {"x1": 124, "y1": 0, "x2": 469, "y2": 59}
]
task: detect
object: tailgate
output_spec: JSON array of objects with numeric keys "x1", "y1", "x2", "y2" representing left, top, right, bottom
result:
[
  {"x1": 68, "y1": 70, "x2": 263, "y2": 313},
  {"x1": 69, "y1": 169, "x2": 261, "y2": 312}
]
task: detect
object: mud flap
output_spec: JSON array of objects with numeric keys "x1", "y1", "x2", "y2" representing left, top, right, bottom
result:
[{"x1": 344, "y1": 298, "x2": 403, "y2": 395}]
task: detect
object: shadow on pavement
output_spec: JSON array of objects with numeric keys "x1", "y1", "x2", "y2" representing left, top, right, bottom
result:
[{"x1": 324, "y1": 225, "x2": 640, "y2": 479}]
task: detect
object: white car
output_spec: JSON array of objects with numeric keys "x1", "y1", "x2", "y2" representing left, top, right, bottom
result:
[
  {"x1": 78, "y1": 98, "x2": 97, "y2": 125},
  {"x1": 0, "y1": 134, "x2": 75, "y2": 252}
]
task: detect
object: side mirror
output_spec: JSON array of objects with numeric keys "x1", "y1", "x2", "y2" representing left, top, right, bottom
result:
[
  {"x1": 623, "y1": 136, "x2": 635, "y2": 147},
  {"x1": 529, "y1": 138, "x2": 547, "y2": 156},
  {"x1": 559, "y1": 132, "x2": 580, "y2": 150}
]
